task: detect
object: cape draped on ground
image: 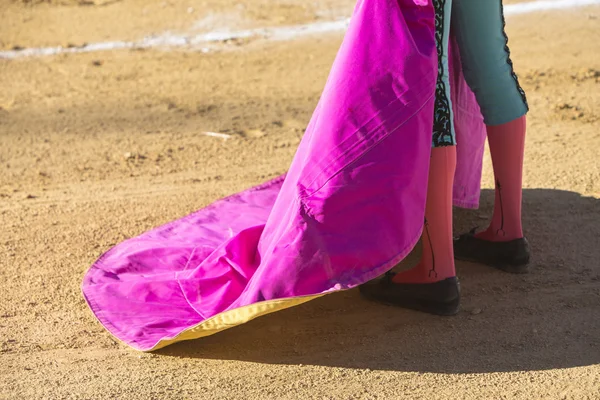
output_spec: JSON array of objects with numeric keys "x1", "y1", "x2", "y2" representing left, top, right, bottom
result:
[{"x1": 82, "y1": 0, "x2": 486, "y2": 351}]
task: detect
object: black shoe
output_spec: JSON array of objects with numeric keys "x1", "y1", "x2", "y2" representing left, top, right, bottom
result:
[
  {"x1": 359, "y1": 273, "x2": 460, "y2": 316},
  {"x1": 454, "y1": 228, "x2": 530, "y2": 273}
]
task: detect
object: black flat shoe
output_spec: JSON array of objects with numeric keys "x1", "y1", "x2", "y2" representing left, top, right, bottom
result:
[
  {"x1": 454, "y1": 228, "x2": 530, "y2": 273},
  {"x1": 359, "y1": 273, "x2": 460, "y2": 316}
]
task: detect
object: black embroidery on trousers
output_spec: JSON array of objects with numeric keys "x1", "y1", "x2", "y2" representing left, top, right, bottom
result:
[
  {"x1": 431, "y1": 0, "x2": 455, "y2": 147},
  {"x1": 499, "y1": 0, "x2": 529, "y2": 111}
]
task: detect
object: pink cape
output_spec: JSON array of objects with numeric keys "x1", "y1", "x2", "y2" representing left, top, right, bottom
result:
[{"x1": 82, "y1": 0, "x2": 486, "y2": 351}]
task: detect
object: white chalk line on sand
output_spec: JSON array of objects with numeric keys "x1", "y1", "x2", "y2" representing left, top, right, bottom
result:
[
  {"x1": 202, "y1": 131, "x2": 232, "y2": 140},
  {"x1": 1, "y1": 0, "x2": 599, "y2": 60}
]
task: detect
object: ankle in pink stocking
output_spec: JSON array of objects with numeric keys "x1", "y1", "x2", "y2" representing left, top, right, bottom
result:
[
  {"x1": 393, "y1": 146, "x2": 457, "y2": 284},
  {"x1": 476, "y1": 115, "x2": 526, "y2": 242}
]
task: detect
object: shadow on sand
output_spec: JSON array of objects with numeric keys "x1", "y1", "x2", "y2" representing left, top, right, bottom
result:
[{"x1": 158, "y1": 188, "x2": 600, "y2": 373}]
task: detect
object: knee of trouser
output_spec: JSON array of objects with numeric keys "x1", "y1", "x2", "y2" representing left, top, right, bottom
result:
[{"x1": 460, "y1": 60, "x2": 528, "y2": 126}]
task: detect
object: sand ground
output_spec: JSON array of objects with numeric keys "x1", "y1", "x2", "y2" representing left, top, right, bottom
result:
[{"x1": 1, "y1": 0, "x2": 599, "y2": 399}]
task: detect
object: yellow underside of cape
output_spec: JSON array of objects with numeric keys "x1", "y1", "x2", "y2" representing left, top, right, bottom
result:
[{"x1": 148, "y1": 294, "x2": 324, "y2": 351}]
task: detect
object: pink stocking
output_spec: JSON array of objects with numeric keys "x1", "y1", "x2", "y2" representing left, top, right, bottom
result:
[
  {"x1": 393, "y1": 146, "x2": 457, "y2": 284},
  {"x1": 476, "y1": 115, "x2": 526, "y2": 242}
]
